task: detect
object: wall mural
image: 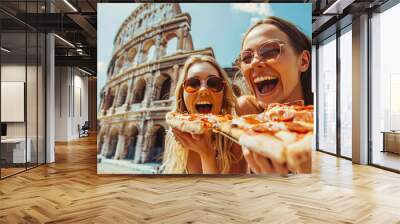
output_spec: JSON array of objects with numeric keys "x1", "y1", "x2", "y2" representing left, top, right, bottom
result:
[{"x1": 97, "y1": 3, "x2": 312, "y2": 174}]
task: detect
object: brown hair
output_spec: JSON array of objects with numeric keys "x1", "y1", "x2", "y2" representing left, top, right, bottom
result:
[{"x1": 240, "y1": 16, "x2": 313, "y2": 105}]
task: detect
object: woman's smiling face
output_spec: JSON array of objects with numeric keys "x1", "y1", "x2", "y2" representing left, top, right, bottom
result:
[
  {"x1": 183, "y1": 62, "x2": 224, "y2": 115},
  {"x1": 241, "y1": 23, "x2": 307, "y2": 109}
]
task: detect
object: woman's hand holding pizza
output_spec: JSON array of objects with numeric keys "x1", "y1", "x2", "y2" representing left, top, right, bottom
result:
[
  {"x1": 243, "y1": 147, "x2": 289, "y2": 175},
  {"x1": 172, "y1": 128, "x2": 218, "y2": 174},
  {"x1": 171, "y1": 128, "x2": 215, "y2": 158}
]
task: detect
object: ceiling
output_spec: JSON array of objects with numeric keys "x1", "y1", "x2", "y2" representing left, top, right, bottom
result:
[
  {"x1": 0, "y1": 0, "x2": 395, "y2": 75},
  {"x1": 310, "y1": 0, "x2": 390, "y2": 43},
  {"x1": 0, "y1": 0, "x2": 99, "y2": 75}
]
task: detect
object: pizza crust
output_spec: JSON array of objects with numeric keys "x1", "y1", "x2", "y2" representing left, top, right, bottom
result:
[
  {"x1": 286, "y1": 133, "x2": 313, "y2": 173},
  {"x1": 238, "y1": 133, "x2": 286, "y2": 163},
  {"x1": 165, "y1": 112, "x2": 209, "y2": 134}
]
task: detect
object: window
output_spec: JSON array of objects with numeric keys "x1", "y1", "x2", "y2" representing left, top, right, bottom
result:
[
  {"x1": 166, "y1": 37, "x2": 177, "y2": 56},
  {"x1": 148, "y1": 126, "x2": 165, "y2": 163},
  {"x1": 339, "y1": 26, "x2": 352, "y2": 158},
  {"x1": 371, "y1": 4, "x2": 400, "y2": 171},
  {"x1": 158, "y1": 76, "x2": 171, "y2": 100},
  {"x1": 317, "y1": 35, "x2": 337, "y2": 154},
  {"x1": 147, "y1": 45, "x2": 156, "y2": 62},
  {"x1": 117, "y1": 85, "x2": 128, "y2": 107},
  {"x1": 132, "y1": 79, "x2": 146, "y2": 104},
  {"x1": 138, "y1": 19, "x2": 142, "y2": 28},
  {"x1": 0, "y1": 1, "x2": 46, "y2": 179}
]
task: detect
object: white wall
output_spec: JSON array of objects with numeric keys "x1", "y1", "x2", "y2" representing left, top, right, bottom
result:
[
  {"x1": 55, "y1": 67, "x2": 68, "y2": 141},
  {"x1": 1, "y1": 65, "x2": 26, "y2": 140},
  {"x1": 1, "y1": 65, "x2": 37, "y2": 137},
  {"x1": 1, "y1": 63, "x2": 46, "y2": 164},
  {"x1": 55, "y1": 67, "x2": 89, "y2": 141}
]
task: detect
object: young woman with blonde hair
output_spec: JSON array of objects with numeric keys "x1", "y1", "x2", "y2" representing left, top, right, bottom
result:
[{"x1": 162, "y1": 55, "x2": 247, "y2": 174}]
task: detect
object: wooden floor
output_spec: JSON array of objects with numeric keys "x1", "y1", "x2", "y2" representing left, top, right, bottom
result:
[
  {"x1": 1, "y1": 135, "x2": 400, "y2": 223},
  {"x1": 373, "y1": 150, "x2": 400, "y2": 171},
  {"x1": 1, "y1": 167, "x2": 26, "y2": 178}
]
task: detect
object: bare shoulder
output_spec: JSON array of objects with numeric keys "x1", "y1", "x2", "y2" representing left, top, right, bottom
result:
[{"x1": 235, "y1": 95, "x2": 262, "y2": 116}]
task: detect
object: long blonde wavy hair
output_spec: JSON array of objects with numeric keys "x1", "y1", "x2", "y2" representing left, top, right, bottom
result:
[{"x1": 162, "y1": 55, "x2": 239, "y2": 174}]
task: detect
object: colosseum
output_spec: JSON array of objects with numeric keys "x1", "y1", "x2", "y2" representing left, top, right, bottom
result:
[{"x1": 97, "y1": 3, "x2": 248, "y2": 174}]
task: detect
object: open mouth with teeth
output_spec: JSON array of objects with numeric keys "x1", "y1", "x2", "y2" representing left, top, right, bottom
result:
[
  {"x1": 253, "y1": 75, "x2": 279, "y2": 95},
  {"x1": 195, "y1": 101, "x2": 213, "y2": 114}
]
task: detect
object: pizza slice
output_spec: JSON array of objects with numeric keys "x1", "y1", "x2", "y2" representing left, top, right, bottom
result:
[
  {"x1": 165, "y1": 102, "x2": 314, "y2": 173},
  {"x1": 237, "y1": 122, "x2": 295, "y2": 164},
  {"x1": 165, "y1": 112, "x2": 213, "y2": 134},
  {"x1": 229, "y1": 114, "x2": 265, "y2": 139},
  {"x1": 165, "y1": 112, "x2": 234, "y2": 135},
  {"x1": 238, "y1": 124, "x2": 313, "y2": 173},
  {"x1": 229, "y1": 104, "x2": 314, "y2": 173}
]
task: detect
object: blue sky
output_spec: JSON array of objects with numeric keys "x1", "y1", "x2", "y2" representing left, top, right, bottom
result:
[{"x1": 97, "y1": 3, "x2": 311, "y2": 104}]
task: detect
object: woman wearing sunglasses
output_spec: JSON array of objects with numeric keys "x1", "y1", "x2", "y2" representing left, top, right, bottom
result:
[
  {"x1": 236, "y1": 16, "x2": 312, "y2": 175},
  {"x1": 162, "y1": 55, "x2": 247, "y2": 174}
]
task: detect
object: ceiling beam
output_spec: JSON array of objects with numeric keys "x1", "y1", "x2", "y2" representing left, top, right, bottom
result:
[
  {"x1": 67, "y1": 13, "x2": 97, "y2": 39},
  {"x1": 55, "y1": 55, "x2": 96, "y2": 71},
  {"x1": 323, "y1": 0, "x2": 356, "y2": 15}
]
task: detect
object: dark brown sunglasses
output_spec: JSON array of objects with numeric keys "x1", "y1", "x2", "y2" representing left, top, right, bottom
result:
[{"x1": 183, "y1": 76, "x2": 225, "y2": 93}]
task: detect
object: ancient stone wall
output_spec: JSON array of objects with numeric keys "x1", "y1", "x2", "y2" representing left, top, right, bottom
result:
[{"x1": 98, "y1": 3, "x2": 213, "y2": 166}]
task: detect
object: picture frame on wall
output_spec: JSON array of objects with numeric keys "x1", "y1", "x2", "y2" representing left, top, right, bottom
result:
[{"x1": 97, "y1": 3, "x2": 313, "y2": 175}]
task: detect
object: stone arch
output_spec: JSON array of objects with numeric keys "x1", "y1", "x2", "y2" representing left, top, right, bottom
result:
[
  {"x1": 106, "y1": 127, "x2": 120, "y2": 159},
  {"x1": 155, "y1": 73, "x2": 171, "y2": 100},
  {"x1": 113, "y1": 54, "x2": 125, "y2": 75},
  {"x1": 137, "y1": 18, "x2": 143, "y2": 28},
  {"x1": 103, "y1": 88, "x2": 116, "y2": 113},
  {"x1": 143, "y1": 13, "x2": 150, "y2": 27},
  {"x1": 131, "y1": 78, "x2": 146, "y2": 104},
  {"x1": 121, "y1": 124, "x2": 139, "y2": 160},
  {"x1": 116, "y1": 83, "x2": 128, "y2": 107},
  {"x1": 165, "y1": 33, "x2": 178, "y2": 56},
  {"x1": 142, "y1": 39, "x2": 156, "y2": 63},
  {"x1": 117, "y1": 37, "x2": 122, "y2": 47},
  {"x1": 97, "y1": 125, "x2": 108, "y2": 155},
  {"x1": 107, "y1": 59, "x2": 116, "y2": 77},
  {"x1": 99, "y1": 90, "x2": 105, "y2": 111},
  {"x1": 147, "y1": 45, "x2": 156, "y2": 62},
  {"x1": 147, "y1": 125, "x2": 166, "y2": 163},
  {"x1": 127, "y1": 47, "x2": 137, "y2": 65}
]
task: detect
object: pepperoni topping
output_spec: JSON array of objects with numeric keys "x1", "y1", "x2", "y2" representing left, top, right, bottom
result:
[
  {"x1": 250, "y1": 122, "x2": 286, "y2": 133},
  {"x1": 305, "y1": 105, "x2": 314, "y2": 111},
  {"x1": 251, "y1": 125, "x2": 275, "y2": 134},
  {"x1": 293, "y1": 110, "x2": 314, "y2": 123},
  {"x1": 242, "y1": 115, "x2": 263, "y2": 124},
  {"x1": 266, "y1": 100, "x2": 304, "y2": 111},
  {"x1": 285, "y1": 100, "x2": 304, "y2": 107},
  {"x1": 268, "y1": 108, "x2": 295, "y2": 121},
  {"x1": 286, "y1": 122, "x2": 312, "y2": 133},
  {"x1": 200, "y1": 117, "x2": 209, "y2": 122}
]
